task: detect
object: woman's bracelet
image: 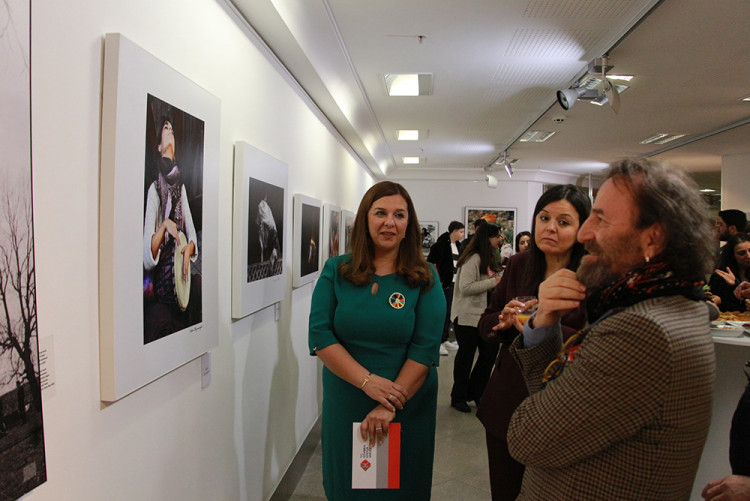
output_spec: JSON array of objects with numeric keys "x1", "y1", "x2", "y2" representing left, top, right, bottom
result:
[{"x1": 360, "y1": 372, "x2": 372, "y2": 389}]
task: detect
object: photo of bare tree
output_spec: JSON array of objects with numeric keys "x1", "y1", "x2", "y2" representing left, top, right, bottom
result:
[{"x1": 0, "y1": 0, "x2": 47, "y2": 497}]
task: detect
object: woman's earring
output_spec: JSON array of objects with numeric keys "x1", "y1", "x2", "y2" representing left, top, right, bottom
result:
[{"x1": 645, "y1": 255, "x2": 650, "y2": 263}]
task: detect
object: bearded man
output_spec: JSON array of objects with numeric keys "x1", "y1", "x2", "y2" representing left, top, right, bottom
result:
[{"x1": 506, "y1": 158, "x2": 716, "y2": 500}]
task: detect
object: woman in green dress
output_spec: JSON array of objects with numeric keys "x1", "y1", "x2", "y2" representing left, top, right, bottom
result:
[{"x1": 309, "y1": 181, "x2": 445, "y2": 500}]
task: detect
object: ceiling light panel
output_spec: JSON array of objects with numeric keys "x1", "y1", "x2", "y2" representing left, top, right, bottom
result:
[
  {"x1": 397, "y1": 130, "x2": 419, "y2": 141},
  {"x1": 384, "y1": 74, "x2": 433, "y2": 96},
  {"x1": 402, "y1": 157, "x2": 420, "y2": 164}
]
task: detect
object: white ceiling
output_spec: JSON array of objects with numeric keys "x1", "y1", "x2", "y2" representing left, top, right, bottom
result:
[{"x1": 231, "y1": 0, "x2": 750, "y2": 190}]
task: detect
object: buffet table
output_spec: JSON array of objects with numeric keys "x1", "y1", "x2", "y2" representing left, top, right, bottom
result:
[{"x1": 690, "y1": 334, "x2": 750, "y2": 499}]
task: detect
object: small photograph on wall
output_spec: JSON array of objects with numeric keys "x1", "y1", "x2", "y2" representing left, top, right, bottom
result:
[
  {"x1": 247, "y1": 177, "x2": 284, "y2": 281},
  {"x1": 323, "y1": 204, "x2": 341, "y2": 261},
  {"x1": 419, "y1": 221, "x2": 439, "y2": 255},
  {"x1": 465, "y1": 207, "x2": 516, "y2": 248},
  {"x1": 293, "y1": 195, "x2": 322, "y2": 287},
  {"x1": 0, "y1": 0, "x2": 47, "y2": 496},
  {"x1": 342, "y1": 210, "x2": 355, "y2": 254},
  {"x1": 143, "y1": 94, "x2": 204, "y2": 345}
]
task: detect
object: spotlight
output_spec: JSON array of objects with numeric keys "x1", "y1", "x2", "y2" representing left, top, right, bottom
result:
[
  {"x1": 556, "y1": 87, "x2": 587, "y2": 110},
  {"x1": 504, "y1": 163, "x2": 513, "y2": 178},
  {"x1": 486, "y1": 174, "x2": 498, "y2": 188}
]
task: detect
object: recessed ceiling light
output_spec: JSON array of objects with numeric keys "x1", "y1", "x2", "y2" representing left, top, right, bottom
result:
[
  {"x1": 384, "y1": 73, "x2": 433, "y2": 96},
  {"x1": 519, "y1": 131, "x2": 555, "y2": 143},
  {"x1": 403, "y1": 156, "x2": 420, "y2": 164},
  {"x1": 397, "y1": 130, "x2": 419, "y2": 141},
  {"x1": 700, "y1": 188, "x2": 716, "y2": 193},
  {"x1": 740, "y1": 94, "x2": 750, "y2": 102}
]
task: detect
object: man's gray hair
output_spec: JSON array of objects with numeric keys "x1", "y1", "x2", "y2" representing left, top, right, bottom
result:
[{"x1": 605, "y1": 158, "x2": 715, "y2": 280}]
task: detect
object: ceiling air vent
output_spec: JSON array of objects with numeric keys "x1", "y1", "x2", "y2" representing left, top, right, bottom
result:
[{"x1": 520, "y1": 130, "x2": 556, "y2": 142}]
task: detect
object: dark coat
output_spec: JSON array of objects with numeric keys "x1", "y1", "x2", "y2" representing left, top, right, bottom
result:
[
  {"x1": 476, "y1": 251, "x2": 586, "y2": 438},
  {"x1": 427, "y1": 232, "x2": 463, "y2": 288}
]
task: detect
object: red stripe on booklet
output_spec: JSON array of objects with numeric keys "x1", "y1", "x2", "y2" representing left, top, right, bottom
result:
[{"x1": 387, "y1": 422, "x2": 401, "y2": 489}]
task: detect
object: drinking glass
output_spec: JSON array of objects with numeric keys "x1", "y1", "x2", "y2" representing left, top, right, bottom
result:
[{"x1": 512, "y1": 296, "x2": 537, "y2": 325}]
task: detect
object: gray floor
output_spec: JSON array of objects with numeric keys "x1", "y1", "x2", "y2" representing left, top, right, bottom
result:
[{"x1": 290, "y1": 348, "x2": 492, "y2": 500}]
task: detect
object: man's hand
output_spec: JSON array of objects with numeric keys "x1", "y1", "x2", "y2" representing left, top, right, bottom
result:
[
  {"x1": 702, "y1": 475, "x2": 750, "y2": 500},
  {"x1": 534, "y1": 269, "x2": 586, "y2": 328}
]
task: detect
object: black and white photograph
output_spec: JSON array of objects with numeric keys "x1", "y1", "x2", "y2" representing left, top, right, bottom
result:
[
  {"x1": 293, "y1": 194, "x2": 322, "y2": 287},
  {"x1": 231, "y1": 142, "x2": 288, "y2": 318},
  {"x1": 99, "y1": 33, "x2": 220, "y2": 402},
  {"x1": 142, "y1": 94, "x2": 204, "y2": 345},
  {"x1": 0, "y1": 0, "x2": 47, "y2": 497},
  {"x1": 419, "y1": 221, "x2": 439, "y2": 256},
  {"x1": 248, "y1": 177, "x2": 284, "y2": 282}
]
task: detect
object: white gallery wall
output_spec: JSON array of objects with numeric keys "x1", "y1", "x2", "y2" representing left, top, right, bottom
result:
[
  {"x1": 399, "y1": 179, "x2": 546, "y2": 239},
  {"x1": 721, "y1": 153, "x2": 750, "y2": 212},
  {"x1": 30, "y1": 1, "x2": 370, "y2": 500}
]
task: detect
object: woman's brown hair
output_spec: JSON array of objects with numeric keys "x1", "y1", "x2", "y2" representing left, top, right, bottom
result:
[{"x1": 340, "y1": 181, "x2": 434, "y2": 289}]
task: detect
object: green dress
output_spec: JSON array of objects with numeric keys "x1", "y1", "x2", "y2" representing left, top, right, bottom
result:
[{"x1": 309, "y1": 254, "x2": 446, "y2": 500}]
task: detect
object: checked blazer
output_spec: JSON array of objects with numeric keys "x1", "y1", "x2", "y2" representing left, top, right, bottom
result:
[{"x1": 508, "y1": 295, "x2": 715, "y2": 501}]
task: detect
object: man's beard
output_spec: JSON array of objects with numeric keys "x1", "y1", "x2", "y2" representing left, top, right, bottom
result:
[{"x1": 576, "y1": 238, "x2": 643, "y2": 290}]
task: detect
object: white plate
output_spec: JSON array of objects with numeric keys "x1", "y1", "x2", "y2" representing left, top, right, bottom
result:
[{"x1": 710, "y1": 321, "x2": 747, "y2": 337}]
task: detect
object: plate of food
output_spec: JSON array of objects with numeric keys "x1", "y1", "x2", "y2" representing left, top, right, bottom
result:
[{"x1": 710, "y1": 320, "x2": 747, "y2": 337}]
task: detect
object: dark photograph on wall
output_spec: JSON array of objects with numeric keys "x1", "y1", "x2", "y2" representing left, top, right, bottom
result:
[
  {"x1": 300, "y1": 203, "x2": 321, "y2": 277},
  {"x1": 328, "y1": 209, "x2": 341, "y2": 259},
  {"x1": 247, "y1": 177, "x2": 284, "y2": 282},
  {"x1": 0, "y1": 0, "x2": 48, "y2": 498},
  {"x1": 142, "y1": 94, "x2": 204, "y2": 345},
  {"x1": 343, "y1": 211, "x2": 355, "y2": 254}
]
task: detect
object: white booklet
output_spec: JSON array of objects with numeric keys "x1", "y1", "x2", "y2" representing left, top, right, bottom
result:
[{"x1": 351, "y1": 422, "x2": 401, "y2": 489}]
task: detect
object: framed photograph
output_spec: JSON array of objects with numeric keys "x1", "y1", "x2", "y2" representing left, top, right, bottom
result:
[
  {"x1": 293, "y1": 194, "x2": 322, "y2": 287},
  {"x1": 231, "y1": 142, "x2": 288, "y2": 319},
  {"x1": 99, "y1": 33, "x2": 220, "y2": 402},
  {"x1": 323, "y1": 204, "x2": 342, "y2": 262},
  {"x1": 465, "y1": 207, "x2": 516, "y2": 249},
  {"x1": 341, "y1": 209, "x2": 356, "y2": 255},
  {"x1": 419, "y1": 221, "x2": 439, "y2": 255},
  {"x1": 0, "y1": 0, "x2": 47, "y2": 495}
]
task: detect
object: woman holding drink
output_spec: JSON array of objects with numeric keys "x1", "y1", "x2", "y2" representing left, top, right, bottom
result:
[{"x1": 476, "y1": 184, "x2": 590, "y2": 501}]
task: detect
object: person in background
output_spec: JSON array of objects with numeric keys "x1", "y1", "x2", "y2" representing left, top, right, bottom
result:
[
  {"x1": 703, "y1": 362, "x2": 750, "y2": 501},
  {"x1": 461, "y1": 218, "x2": 487, "y2": 248},
  {"x1": 709, "y1": 233, "x2": 750, "y2": 312},
  {"x1": 477, "y1": 184, "x2": 590, "y2": 500},
  {"x1": 515, "y1": 231, "x2": 531, "y2": 253},
  {"x1": 717, "y1": 209, "x2": 748, "y2": 242},
  {"x1": 507, "y1": 158, "x2": 715, "y2": 500},
  {"x1": 449, "y1": 222, "x2": 503, "y2": 413},
  {"x1": 427, "y1": 220, "x2": 465, "y2": 355},
  {"x1": 308, "y1": 181, "x2": 445, "y2": 500}
]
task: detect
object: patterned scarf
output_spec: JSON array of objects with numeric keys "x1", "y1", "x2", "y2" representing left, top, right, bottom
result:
[
  {"x1": 541, "y1": 258, "x2": 704, "y2": 385},
  {"x1": 156, "y1": 156, "x2": 184, "y2": 243}
]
